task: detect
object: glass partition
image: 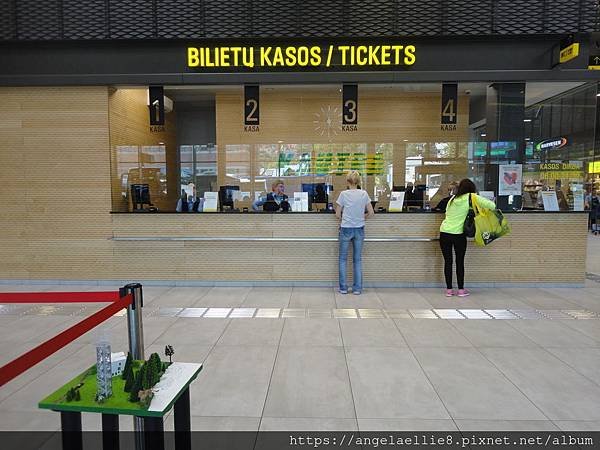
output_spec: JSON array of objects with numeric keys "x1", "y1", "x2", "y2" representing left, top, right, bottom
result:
[{"x1": 108, "y1": 82, "x2": 599, "y2": 213}]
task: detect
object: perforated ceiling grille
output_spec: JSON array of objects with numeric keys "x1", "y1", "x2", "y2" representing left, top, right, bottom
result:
[
  {"x1": 494, "y1": 0, "x2": 545, "y2": 34},
  {"x1": 1, "y1": 0, "x2": 598, "y2": 41},
  {"x1": 63, "y1": 0, "x2": 107, "y2": 40}
]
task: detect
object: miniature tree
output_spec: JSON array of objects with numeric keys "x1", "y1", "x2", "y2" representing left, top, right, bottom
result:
[
  {"x1": 142, "y1": 362, "x2": 153, "y2": 390},
  {"x1": 75, "y1": 390, "x2": 81, "y2": 401},
  {"x1": 164, "y1": 345, "x2": 174, "y2": 363},
  {"x1": 149, "y1": 353, "x2": 162, "y2": 384},
  {"x1": 129, "y1": 367, "x2": 143, "y2": 402},
  {"x1": 124, "y1": 367, "x2": 135, "y2": 393},
  {"x1": 66, "y1": 388, "x2": 74, "y2": 402},
  {"x1": 121, "y1": 352, "x2": 133, "y2": 380}
]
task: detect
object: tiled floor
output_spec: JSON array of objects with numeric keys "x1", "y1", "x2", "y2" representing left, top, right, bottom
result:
[
  {"x1": 0, "y1": 236, "x2": 599, "y2": 432},
  {"x1": 1, "y1": 286, "x2": 599, "y2": 432}
]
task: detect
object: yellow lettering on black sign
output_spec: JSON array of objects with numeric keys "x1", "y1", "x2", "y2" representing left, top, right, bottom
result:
[{"x1": 187, "y1": 44, "x2": 416, "y2": 69}]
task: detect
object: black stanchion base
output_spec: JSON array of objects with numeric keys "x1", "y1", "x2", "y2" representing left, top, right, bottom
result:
[
  {"x1": 101, "y1": 413, "x2": 119, "y2": 450},
  {"x1": 143, "y1": 417, "x2": 165, "y2": 450},
  {"x1": 174, "y1": 387, "x2": 191, "y2": 450},
  {"x1": 60, "y1": 411, "x2": 82, "y2": 450}
]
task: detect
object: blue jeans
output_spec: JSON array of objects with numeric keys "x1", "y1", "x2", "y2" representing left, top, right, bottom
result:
[{"x1": 338, "y1": 227, "x2": 365, "y2": 291}]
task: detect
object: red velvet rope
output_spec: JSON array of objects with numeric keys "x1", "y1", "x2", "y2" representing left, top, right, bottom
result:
[
  {"x1": 0, "y1": 293, "x2": 132, "y2": 387},
  {"x1": 0, "y1": 291, "x2": 121, "y2": 303}
]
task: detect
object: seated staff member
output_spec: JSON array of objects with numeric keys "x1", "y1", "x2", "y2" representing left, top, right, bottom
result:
[
  {"x1": 439, "y1": 178, "x2": 496, "y2": 298},
  {"x1": 252, "y1": 179, "x2": 289, "y2": 211},
  {"x1": 335, "y1": 171, "x2": 375, "y2": 295},
  {"x1": 176, "y1": 184, "x2": 202, "y2": 212},
  {"x1": 433, "y1": 181, "x2": 458, "y2": 212}
]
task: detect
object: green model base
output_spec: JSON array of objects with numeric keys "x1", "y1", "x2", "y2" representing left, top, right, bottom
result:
[{"x1": 39, "y1": 361, "x2": 161, "y2": 417}]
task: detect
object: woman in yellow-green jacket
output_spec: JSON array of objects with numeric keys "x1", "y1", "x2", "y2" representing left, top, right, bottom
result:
[{"x1": 439, "y1": 178, "x2": 496, "y2": 297}]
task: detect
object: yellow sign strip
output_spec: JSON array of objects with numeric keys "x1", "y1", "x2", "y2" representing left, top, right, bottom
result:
[{"x1": 559, "y1": 43, "x2": 579, "y2": 64}]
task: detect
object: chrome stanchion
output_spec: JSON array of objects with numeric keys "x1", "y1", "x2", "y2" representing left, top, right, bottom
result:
[{"x1": 121, "y1": 283, "x2": 145, "y2": 450}]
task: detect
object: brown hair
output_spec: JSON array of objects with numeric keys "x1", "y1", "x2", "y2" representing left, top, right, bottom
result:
[
  {"x1": 454, "y1": 178, "x2": 477, "y2": 198},
  {"x1": 271, "y1": 179, "x2": 284, "y2": 190}
]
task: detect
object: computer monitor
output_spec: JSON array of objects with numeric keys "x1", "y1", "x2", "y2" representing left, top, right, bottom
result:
[
  {"x1": 130, "y1": 184, "x2": 151, "y2": 211},
  {"x1": 302, "y1": 183, "x2": 330, "y2": 206},
  {"x1": 219, "y1": 185, "x2": 240, "y2": 211}
]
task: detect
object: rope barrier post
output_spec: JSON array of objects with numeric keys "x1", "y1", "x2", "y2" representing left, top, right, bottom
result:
[{"x1": 121, "y1": 283, "x2": 145, "y2": 450}]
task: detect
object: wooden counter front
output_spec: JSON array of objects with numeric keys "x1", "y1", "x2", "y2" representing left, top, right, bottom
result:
[{"x1": 110, "y1": 212, "x2": 588, "y2": 286}]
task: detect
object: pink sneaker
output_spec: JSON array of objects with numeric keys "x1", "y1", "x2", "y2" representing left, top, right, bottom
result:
[
  {"x1": 445, "y1": 289, "x2": 454, "y2": 297},
  {"x1": 457, "y1": 289, "x2": 470, "y2": 297}
]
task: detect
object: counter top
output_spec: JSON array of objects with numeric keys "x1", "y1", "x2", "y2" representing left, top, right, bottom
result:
[{"x1": 110, "y1": 210, "x2": 588, "y2": 215}]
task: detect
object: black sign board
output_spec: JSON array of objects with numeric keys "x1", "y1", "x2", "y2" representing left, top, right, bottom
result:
[
  {"x1": 342, "y1": 84, "x2": 358, "y2": 130},
  {"x1": 441, "y1": 83, "x2": 458, "y2": 130},
  {"x1": 590, "y1": 32, "x2": 600, "y2": 70},
  {"x1": 244, "y1": 85, "x2": 260, "y2": 131},
  {"x1": 148, "y1": 86, "x2": 165, "y2": 126}
]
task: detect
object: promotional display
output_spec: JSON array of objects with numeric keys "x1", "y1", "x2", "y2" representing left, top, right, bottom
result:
[
  {"x1": 388, "y1": 191, "x2": 406, "y2": 212},
  {"x1": 498, "y1": 164, "x2": 523, "y2": 196},
  {"x1": 203, "y1": 192, "x2": 218, "y2": 212},
  {"x1": 541, "y1": 191, "x2": 560, "y2": 211},
  {"x1": 292, "y1": 192, "x2": 309, "y2": 212},
  {"x1": 573, "y1": 185, "x2": 585, "y2": 211}
]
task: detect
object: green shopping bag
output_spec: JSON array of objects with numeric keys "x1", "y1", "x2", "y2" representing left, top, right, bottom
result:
[{"x1": 472, "y1": 196, "x2": 511, "y2": 247}]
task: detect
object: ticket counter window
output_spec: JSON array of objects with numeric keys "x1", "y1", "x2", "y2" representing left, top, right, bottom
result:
[{"x1": 108, "y1": 82, "x2": 599, "y2": 213}]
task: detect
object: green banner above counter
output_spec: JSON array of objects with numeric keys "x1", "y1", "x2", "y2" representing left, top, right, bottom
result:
[{"x1": 187, "y1": 43, "x2": 416, "y2": 72}]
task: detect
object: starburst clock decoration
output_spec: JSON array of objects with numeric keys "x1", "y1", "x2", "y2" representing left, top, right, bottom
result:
[{"x1": 313, "y1": 105, "x2": 341, "y2": 141}]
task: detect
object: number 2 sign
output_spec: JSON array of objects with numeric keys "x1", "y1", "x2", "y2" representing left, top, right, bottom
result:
[{"x1": 244, "y1": 85, "x2": 260, "y2": 132}]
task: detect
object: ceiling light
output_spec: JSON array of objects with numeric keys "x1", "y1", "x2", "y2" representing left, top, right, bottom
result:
[
  {"x1": 523, "y1": 119, "x2": 532, "y2": 122},
  {"x1": 480, "y1": 133, "x2": 487, "y2": 137}
]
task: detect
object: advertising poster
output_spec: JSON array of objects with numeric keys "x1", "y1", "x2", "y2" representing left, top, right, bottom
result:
[
  {"x1": 572, "y1": 184, "x2": 585, "y2": 211},
  {"x1": 203, "y1": 192, "x2": 218, "y2": 212},
  {"x1": 498, "y1": 164, "x2": 522, "y2": 196},
  {"x1": 541, "y1": 191, "x2": 559, "y2": 211},
  {"x1": 293, "y1": 192, "x2": 309, "y2": 212},
  {"x1": 388, "y1": 191, "x2": 406, "y2": 212}
]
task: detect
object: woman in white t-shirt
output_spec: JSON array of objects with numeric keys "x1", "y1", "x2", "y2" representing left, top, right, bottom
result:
[{"x1": 335, "y1": 171, "x2": 375, "y2": 295}]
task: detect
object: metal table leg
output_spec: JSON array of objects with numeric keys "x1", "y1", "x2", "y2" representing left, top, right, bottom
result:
[
  {"x1": 143, "y1": 417, "x2": 165, "y2": 450},
  {"x1": 102, "y1": 413, "x2": 119, "y2": 450},
  {"x1": 174, "y1": 387, "x2": 191, "y2": 450},
  {"x1": 60, "y1": 411, "x2": 82, "y2": 450}
]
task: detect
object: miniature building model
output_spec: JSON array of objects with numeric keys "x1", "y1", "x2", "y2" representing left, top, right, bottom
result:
[
  {"x1": 110, "y1": 351, "x2": 127, "y2": 377},
  {"x1": 96, "y1": 341, "x2": 112, "y2": 400}
]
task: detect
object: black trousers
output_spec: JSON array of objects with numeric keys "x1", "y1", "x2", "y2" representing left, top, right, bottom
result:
[{"x1": 439, "y1": 232, "x2": 467, "y2": 290}]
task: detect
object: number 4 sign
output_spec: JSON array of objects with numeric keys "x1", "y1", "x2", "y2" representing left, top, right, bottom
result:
[{"x1": 441, "y1": 83, "x2": 457, "y2": 131}]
